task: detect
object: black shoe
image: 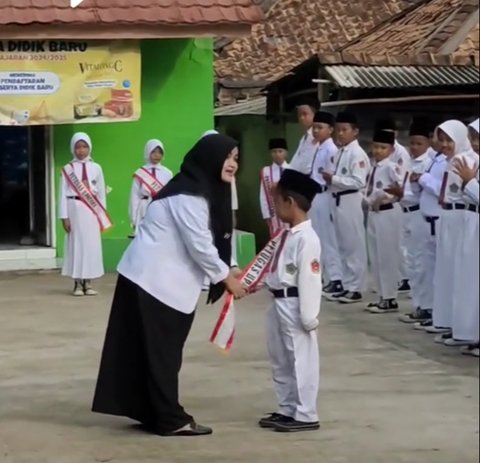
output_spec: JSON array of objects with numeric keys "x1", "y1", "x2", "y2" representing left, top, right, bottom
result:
[
  {"x1": 398, "y1": 280, "x2": 411, "y2": 293},
  {"x1": 326, "y1": 289, "x2": 349, "y2": 301},
  {"x1": 323, "y1": 280, "x2": 344, "y2": 296},
  {"x1": 338, "y1": 291, "x2": 363, "y2": 304},
  {"x1": 274, "y1": 419, "x2": 320, "y2": 433},
  {"x1": 399, "y1": 308, "x2": 431, "y2": 323},
  {"x1": 159, "y1": 421, "x2": 213, "y2": 437},
  {"x1": 258, "y1": 413, "x2": 294, "y2": 428},
  {"x1": 368, "y1": 299, "x2": 399, "y2": 314},
  {"x1": 413, "y1": 319, "x2": 433, "y2": 330}
]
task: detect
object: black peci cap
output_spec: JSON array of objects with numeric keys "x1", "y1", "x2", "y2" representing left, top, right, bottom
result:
[
  {"x1": 269, "y1": 138, "x2": 288, "y2": 150},
  {"x1": 313, "y1": 111, "x2": 335, "y2": 126},
  {"x1": 336, "y1": 111, "x2": 357, "y2": 124},
  {"x1": 278, "y1": 169, "x2": 322, "y2": 203},
  {"x1": 373, "y1": 129, "x2": 395, "y2": 145}
]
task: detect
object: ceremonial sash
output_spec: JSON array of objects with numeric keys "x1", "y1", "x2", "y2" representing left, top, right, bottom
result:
[
  {"x1": 210, "y1": 231, "x2": 285, "y2": 351},
  {"x1": 261, "y1": 167, "x2": 282, "y2": 236},
  {"x1": 62, "y1": 164, "x2": 113, "y2": 232},
  {"x1": 134, "y1": 167, "x2": 165, "y2": 197}
]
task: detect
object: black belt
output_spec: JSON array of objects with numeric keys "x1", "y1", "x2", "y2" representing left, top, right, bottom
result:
[
  {"x1": 333, "y1": 189, "x2": 358, "y2": 206},
  {"x1": 370, "y1": 203, "x2": 394, "y2": 212},
  {"x1": 270, "y1": 287, "x2": 299, "y2": 298},
  {"x1": 67, "y1": 196, "x2": 81, "y2": 200},
  {"x1": 317, "y1": 185, "x2": 328, "y2": 194},
  {"x1": 443, "y1": 203, "x2": 479, "y2": 213},
  {"x1": 403, "y1": 205, "x2": 420, "y2": 213},
  {"x1": 424, "y1": 216, "x2": 439, "y2": 236}
]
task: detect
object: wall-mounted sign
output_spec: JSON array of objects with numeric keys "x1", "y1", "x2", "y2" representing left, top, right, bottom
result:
[{"x1": 0, "y1": 40, "x2": 141, "y2": 126}]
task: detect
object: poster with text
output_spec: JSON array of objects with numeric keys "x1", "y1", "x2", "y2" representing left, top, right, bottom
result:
[{"x1": 0, "y1": 40, "x2": 141, "y2": 126}]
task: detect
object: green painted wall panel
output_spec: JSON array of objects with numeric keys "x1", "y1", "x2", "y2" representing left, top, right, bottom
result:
[{"x1": 53, "y1": 38, "x2": 214, "y2": 269}]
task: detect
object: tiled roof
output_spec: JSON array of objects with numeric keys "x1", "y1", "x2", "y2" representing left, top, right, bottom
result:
[
  {"x1": 0, "y1": 0, "x2": 262, "y2": 26},
  {"x1": 319, "y1": 0, "x2": 479, "y2": 66},
  {"x1": 215, "y1": 0, "x2": 420, "y2": 84}
]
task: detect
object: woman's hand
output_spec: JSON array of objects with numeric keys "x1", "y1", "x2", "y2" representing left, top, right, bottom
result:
[
  {"x1": 224, "y1": 274, "x2": 247, "y2": 299},
  {"x1": 453, "y1": 157, "x2": 477, "y2": 185},
  {"x1": 230, "y1": 266, "x2": 243, "y2": 279},
  {"x1": 62, "y1": 219, "x2": 71, "y2": 233}
]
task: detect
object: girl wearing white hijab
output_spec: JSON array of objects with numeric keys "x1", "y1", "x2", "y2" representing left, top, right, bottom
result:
[
  {"x1": 129, "y1": 139, "x2": 173, "y2": 235},
  {"x1": 449, "y1": 118, "x2": 479, "y2": 356},
  {"x1": 59, "y1": 132, "x2": 108, "y2": 296},
  {"x1": 428, "y1": 120, "x2": 478, "y2": 343}
]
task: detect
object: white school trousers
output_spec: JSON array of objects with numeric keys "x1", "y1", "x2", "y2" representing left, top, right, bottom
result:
[
  {"x1": 332, "y1": 192, "x2": 367, "y2": 292},
  {"x1": 266, "y1": 300, "x2": 319, "y2": 423},
  {"x1": 310, "y1": 193, "x2": 343, "y2": 283},
  {"x1": 417, "y1": 216, "x2": 439, "y2": 311}
]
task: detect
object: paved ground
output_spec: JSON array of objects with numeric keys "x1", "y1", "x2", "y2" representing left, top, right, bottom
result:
[{"x1": 0, "y1": 272, "x2": 478, "y2": 463}]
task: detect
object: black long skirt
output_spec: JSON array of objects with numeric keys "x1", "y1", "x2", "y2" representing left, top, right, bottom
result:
[{"x1": 92, "y1": 274, "x2": 195, "y2": 434}]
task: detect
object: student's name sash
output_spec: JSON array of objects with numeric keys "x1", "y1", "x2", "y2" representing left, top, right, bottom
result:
[
  {"x1": 210, "y1": 231, "x2": 284, "y2": 351},
  {"x1": 62, "y1": 164, "x2": 113, "y2": 232},
  {"x1": 134, "y1": 167, "x2": 165, "y2": 197}
]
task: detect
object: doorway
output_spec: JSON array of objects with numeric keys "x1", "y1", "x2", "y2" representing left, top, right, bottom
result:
[{"x1": 0, "y1": 126, "x2": 52, "y2": 249}]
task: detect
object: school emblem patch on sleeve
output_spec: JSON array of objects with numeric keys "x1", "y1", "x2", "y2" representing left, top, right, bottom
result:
[
  {"x1": 310, "y1": 259, "x2": 320, "y2": 274},
  {"x1": 286, "y1": 263, "x2": 297, "y2": 274}
]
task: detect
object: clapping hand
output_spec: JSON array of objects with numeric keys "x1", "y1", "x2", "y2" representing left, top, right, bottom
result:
[{"x1": 453, "y1": 157, "x2": 477, "y2": 184}]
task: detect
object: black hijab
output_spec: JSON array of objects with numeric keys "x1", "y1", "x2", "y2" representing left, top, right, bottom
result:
[{"x1": 153, "y1": 134, "x2": 238, "y2": 304}]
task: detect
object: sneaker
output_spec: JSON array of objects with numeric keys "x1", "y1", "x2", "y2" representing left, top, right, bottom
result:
[
  {"x1": 398, "y1": 280, "x2": 411, "y2": 293},
  {"x1": 338, "y1": 292, "x2": 363, "y2": 304},
  {"x1": 425, "y1": 326, "x2": 451, "y2": 334},
  {"x1": 443, "y1": 338, "x2": 472, "y2": 347},
  {"x1": 82, "y1": 280, "x2": 98, "y2": 296},
  {"x1": 413, "y1": 319, "x2": 433, "y2": 330},
  {"x1": 368, "y1": 299, "x2": 399, "y2": 314},
  {"x1": 399, "y1": 308, "x2": 431, "y2": 324},
  {"x1": 326, "y1": 290, "x2": 349, "y2": 302},
  {"x1": 434, "y1": 333, "x2": 453, "y2": 344},
  {"x1": 323, "y1": 281, "x2": 344, "y2": 297},
  {"x1": 72, "y1": 281, "x2": 84, "y2": 297},
  {"x1": 461, "y1": 344, "x2": 480, "y2": 357},
  {"x1": 273, "y1": 419, "x2": 320, "y2": 433},
  {"x1": 258, "y1": 413, "x2": 294, "y2": 429}
]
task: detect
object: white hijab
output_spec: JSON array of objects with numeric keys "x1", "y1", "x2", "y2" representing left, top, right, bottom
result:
[
  {"x1": 469, "y1": 118, "x2": 479, "y2": 134},
  {"x1": 70, "y1": 132, "x2": 92, "y2": 163},
  {"x1": 435, "y1": 120, "x2": 472, "y2": 155},
  {"x1": 144, "y1": 139, "x2": 165, "y2": 164}
]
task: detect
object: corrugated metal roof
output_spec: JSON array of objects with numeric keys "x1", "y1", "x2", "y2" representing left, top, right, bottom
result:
[
  {"x1": 215, "y1": 97, "x2": 266, "y2": 116},
  {"x1": 325, "y1": 65, "x2": 480, "y2": 88}
]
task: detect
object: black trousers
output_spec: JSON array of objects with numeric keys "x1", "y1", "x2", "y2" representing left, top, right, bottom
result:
[{"x1": 92, "y1": 274, "x2": 195, "y2": 433}]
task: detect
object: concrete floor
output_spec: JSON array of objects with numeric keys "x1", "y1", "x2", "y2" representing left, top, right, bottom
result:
[{"x1": 0, "y1": 272, "x2": 478, "y2": 463}]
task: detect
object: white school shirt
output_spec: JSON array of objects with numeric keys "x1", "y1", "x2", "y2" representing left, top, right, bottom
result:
[
  {"x1": 58, "y1": 160, "x2": 107, "y2": 219},
  {"x1": 463, "y1": 172, "x2": 479, "y2": 205},
  {"x1": 331, "y1": 140, "x2": 370, "y2": 193},
  {"x1": 389, "y1": 141, "x2": 411, "y2": 177},
  {"x1": 118, "y1": 195, "x2": 230, "y2": 314},
  {"x1": 418, "y1": 153, "x2": 448, "y2": 217},
  {"x1": 289, "y1": 128, "x2": 318, "y2": 175},
  {"x1": 442, "y1": 152, "x2": 479, "y2": 205},
  {"x1": 364, "y1": 158, "x2": 402, "y2": 207},
  {"x1": 310, "y1": 137, "x2": 337, "y2": 186},
  {"x1": 128, "y1": 163, "x2": 173, "y2": 224},
  {"x1": 400, "y1": 151, "x2": 431, "y2": 208},
  {"x1": 266, "y1": 220, "x2": 322, "y2": 330},
  {"x1": 259, "y1": 162, "x2": 289, "y2": 219}
]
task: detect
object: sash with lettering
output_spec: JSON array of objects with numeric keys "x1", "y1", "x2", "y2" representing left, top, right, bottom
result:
[
  {"x1": 210, "y1": 231, "x2": 284, "y2": 351},
  {"x1": 134, "y1": 167, "x2": 165, "y2": 196},
  {"x1": 261, "y1": 166, "x2": 283, "y2": 237},
  {"x1": 62, "y1": 163, "x2": 113, "y2": 232}
]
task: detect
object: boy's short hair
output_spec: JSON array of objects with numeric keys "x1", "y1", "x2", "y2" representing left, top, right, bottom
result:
[{"x1": 276, "y1": 185, "x2": 312, "y2": 213}]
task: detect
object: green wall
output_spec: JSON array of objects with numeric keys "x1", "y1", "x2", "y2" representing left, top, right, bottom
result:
[{"x1": 54, "y1": 38, "x2": 214, "y2": 271}]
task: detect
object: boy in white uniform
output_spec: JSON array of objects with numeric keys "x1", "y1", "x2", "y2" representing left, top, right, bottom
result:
[
  {"x1": 260, "y1": 138, "x2": 289, "y2": 237},
  {"x1": 364, "y1": 130, "x2": 403, "y2": 313},
  {"x1": 259, "y1": 169, "x2": 322, "y2": 433}
]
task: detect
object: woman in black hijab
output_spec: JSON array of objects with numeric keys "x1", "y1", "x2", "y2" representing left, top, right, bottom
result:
[{"x1": 92, "y1": 134, "x2": 246, "y2": 437}]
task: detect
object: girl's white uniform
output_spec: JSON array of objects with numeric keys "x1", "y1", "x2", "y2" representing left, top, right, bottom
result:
[
  {"x1": 59, "y1": 133, "x2": 107, "y2": 280},
  {"x1": 129, "y1": 139, "x2": 173, "y2": 230}
]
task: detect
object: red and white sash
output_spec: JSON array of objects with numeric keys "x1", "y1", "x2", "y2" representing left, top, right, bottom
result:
[
  {"x1": 62, "y1": 164, "x2": 113, "y2": 232},
  {"x1": 261, "y1": 167, "x2": 283, "y2": 237},
  {"x1": 210, "y1": 231, "x2": 285, "y2": 351},
  {"x1": 134, "y1": 167, "x2": 165, "y2": 197}
]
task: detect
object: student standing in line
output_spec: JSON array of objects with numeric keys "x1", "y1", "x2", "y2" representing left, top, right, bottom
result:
[
  {"x1": 395, "y1": 118, "x2": 436, "y2": 323},
  {"x1": 289, "y1": 97, "x2": 320, "y2": 175},
  {"x1": 448, "y1": 118, "x2": 479, "y2": 355},
  {"x1": 92, "y1": 134, "x2": 246, "y2": 437},
  {"x1": 129, "y1": 139, "x2": 173, "y2": 237},
  {"x1": 309, "y1": 110, "x2": 344, "y2": 295},
  {"x1": 59, "y1": 132, "x2": 110, "y2": 297},
  {"x1": 260, "y1": 169, "x2": 322, "y2": 433},
  {"x1": 259, "y1": 138, "x2": 290, "y2": 237},
  {"x1": 364, "y1": 130, "x2": 403, "y2": 313},
  {"x1": 322, "y1": 112, "x2": 370, "y2": 304}
]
